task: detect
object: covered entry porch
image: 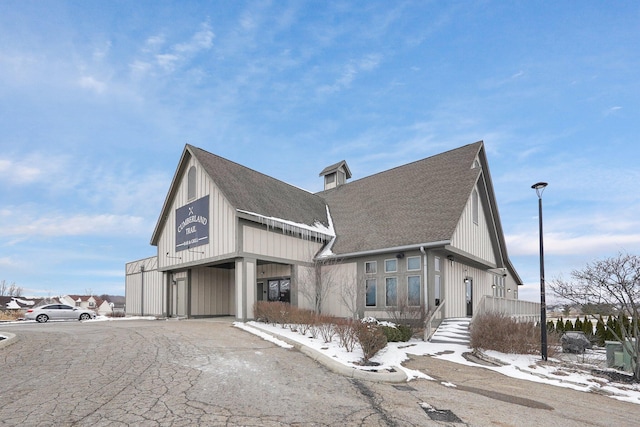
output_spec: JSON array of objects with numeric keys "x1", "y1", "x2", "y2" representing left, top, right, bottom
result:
[{"x1": 165, "y1": 258, "x2": 298, "y2": 320}]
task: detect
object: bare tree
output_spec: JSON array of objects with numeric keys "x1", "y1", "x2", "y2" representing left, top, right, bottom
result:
[
  {"x1": 8, "y1": 282, "x2": 23, "y2": 297},
  {"x1": 0, "y1": 280, "x2": 22, "y2": 297},
  {"x1": 550, "y1": 252, "x2": 639, "y2": 380},
  {"x1": 339, "y1": 269, "x2": 360, "y2": 319},
  {"x1": 298, "y1": 257, "x2": 342, "y2": 314}
]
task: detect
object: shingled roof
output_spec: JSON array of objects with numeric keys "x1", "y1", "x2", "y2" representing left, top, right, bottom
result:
[
  {"x1": 153, "y1": 142, "x2": 490, "y2": 259},
  {"x1": 317, "y1": 142, "x2": 483, "y2": 255},
  {"x1": 188, "y1": 145, "x2": 329, "y2": 228}
]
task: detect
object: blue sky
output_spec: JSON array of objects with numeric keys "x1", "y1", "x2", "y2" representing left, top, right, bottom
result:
[{"x1": 1, "y1": 1, "x2": 638, "y2": 302}]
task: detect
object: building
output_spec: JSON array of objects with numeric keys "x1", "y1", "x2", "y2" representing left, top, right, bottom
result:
[
  {"x1": 59, "y1": 295, "x2": 113, "y2": 317},
  {"x1": 125, "y1": 141, "x2": 539, "y2": 327}
]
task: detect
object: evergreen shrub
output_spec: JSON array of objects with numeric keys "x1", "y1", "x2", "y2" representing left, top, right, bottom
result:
[{"x1": 381, "y1": 324, "x2": 413, "y2": 342}]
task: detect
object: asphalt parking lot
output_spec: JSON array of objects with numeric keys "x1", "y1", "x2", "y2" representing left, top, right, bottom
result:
[{"x1": 1, "y1": 319, "x2": 637, "y2": 426}]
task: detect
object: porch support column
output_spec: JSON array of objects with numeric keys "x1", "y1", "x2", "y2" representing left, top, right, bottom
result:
[{"x1": 235, "y1": 257, "x2": 257, "y2": 321}]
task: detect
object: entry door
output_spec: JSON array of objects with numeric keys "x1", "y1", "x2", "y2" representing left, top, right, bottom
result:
[
  {"x1": 465, "y1": 278, "x2": 473, "y2": 317},
  {"x1": 173, "y1": 278, "x2": 187, "y2": 317},
  {"x1": 267, "y1": 279, "x2": 291, "y2": 303}
]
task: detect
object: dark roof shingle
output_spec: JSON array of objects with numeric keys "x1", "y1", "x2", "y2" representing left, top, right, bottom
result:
[
  {"x1": 318, "y1": 142, "x2": 483, "y2": 255},
  {"x1": 189, "y1": 145, "x2": 329, "y2": 228}
]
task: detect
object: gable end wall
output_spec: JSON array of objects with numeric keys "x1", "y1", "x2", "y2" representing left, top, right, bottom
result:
[{"x1": 157, "y1": 155, "x2": 237, "y2": 269}]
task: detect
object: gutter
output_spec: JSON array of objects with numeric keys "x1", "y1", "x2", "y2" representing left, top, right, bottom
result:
[
  {"x1": 420, "y1": 246, "x2": 428, "y2": 309},
  {"x1": 319, "y1": 240, "x2": 450, "y2": 260}
]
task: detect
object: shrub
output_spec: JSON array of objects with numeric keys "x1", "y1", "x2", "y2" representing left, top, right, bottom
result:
[
  {"x1": 0, "y1": 310, "x2": 21, "y2": 321},
  {"x1": 108, "y1": 311, "x2": 126, "y2": 318},
  {"x1": 388, "y1": 302, "x2": 428, "y2": 336},
  {"x1": 253, "y1": 301, "x2": 292, "y2": 326},
  {"x1": 298, "y1": 310, "x2": 318, "y2": 336},
  {"x1": 334, "y1": 318, "x2": 357, "y2": 352},
  {"x1": 595, "y1": 315, "x2": 607, "y2": 346},
  {"x1": 317, "y1": 315, "x2": 337, "y2": 343},
  {"x1": 470, "y1": 312, "x2": 541, "y2": 355},
  {"x1": 381, "y1": 324, "x2": 412, "y2": 342},
  {"x1": 354, "y1": 320, "x2": 387, "y2": 363}
]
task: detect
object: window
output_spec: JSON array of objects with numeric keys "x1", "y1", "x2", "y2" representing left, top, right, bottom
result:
[
  {"x1": 407, "y1": 276, "x2": 421, "y2": 306},
  {"x1": 365, "y1": 261, "x2": 377, "y2": 274},
  {"x1": 325, "y1": 173, "x2": 335, "y2": 184},
  {"x1": 187, "y1": 166, "x2": 197, "y2": 200},
  {"x1": 385, "y1": 259, "x2": 397, "y2": 273},
  {"x1": 434, "y1": 256, "x2": 440, "y2": 272},
  {"x1": 365, "y1": 279, "x2": 377, "y2": 306},
  {"x1": 385, "y1": 277, "x2": 397, "y2": 306},
  {"x1": 434, "y1": 275, "x2": 441, "y2": 305},
  {"x1": 493, "y1": 275, "x2": 505, "y2": 298},
  {"x1": 472, "y1": 189, "x2": 479, "y2": 225},
  {"x1": 407, "y1": 256, "x2": 420, "y2": 271}
]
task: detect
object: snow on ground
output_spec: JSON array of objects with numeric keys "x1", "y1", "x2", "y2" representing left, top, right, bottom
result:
[{"x1": 239, "y1": 321, "x2": 640, "y2": 405}]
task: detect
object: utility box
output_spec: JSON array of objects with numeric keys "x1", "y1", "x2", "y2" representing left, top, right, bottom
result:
[{"x1": 605, "y1": 340, "x2": 635, "y2": 373}]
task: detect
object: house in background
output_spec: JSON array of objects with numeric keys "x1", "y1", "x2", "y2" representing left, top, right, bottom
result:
[
  {"x1": 59, "y1": 295, "x2": 112, "y2": 317},
  {"x1": 126, "y1": 141, "x2": 539, "y2": 330}
]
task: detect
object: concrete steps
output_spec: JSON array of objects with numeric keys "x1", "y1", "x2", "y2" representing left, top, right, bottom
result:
[{"x1": 429, "y1": 318, "x2": 471, "y2": 345}]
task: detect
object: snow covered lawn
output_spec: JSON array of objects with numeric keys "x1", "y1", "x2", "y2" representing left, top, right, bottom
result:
[{"x1": 238, "y1": 321, "x2": 640, "y2": 405}]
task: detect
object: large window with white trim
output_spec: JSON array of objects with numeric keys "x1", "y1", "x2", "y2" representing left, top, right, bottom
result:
[
  {"x1": 385, "y1": 259, "x2": 397, "y2": 273},
  {"x1": 385, "y1": 277, "x2": 397, "y2": 306},
  {"x1": 365, "y1": 261, "x2": 377, "y2": 274},
  {"x1": 407, "y1": 276, "x2": 421, "y2": 306},
  {"x1": 366, "y1": 279, "x2": 377, "y2": 307},
  {"x1": 407, "y1": 256, "x2": 420, "y2": 271}
]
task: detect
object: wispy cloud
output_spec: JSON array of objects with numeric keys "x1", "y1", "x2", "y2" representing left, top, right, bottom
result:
[
  {"x1": 130, "y1": 22, "x2": 215, "y2": 78},
  {"x1": 78, "y1": 75, "x2": 107, "y2": 93},
  {"x1": 0, "y1": 158, "x2": 40, "y2": 183},
  {"x1": 317, "y1": 53, "x2": 382, "y2": 94},
  {"x1": 507, "y1": 231, "x2": 640, "y2": 257},
  {"x1": 604, "y1": 106, "x2": 622, "y2": 116},
  {"x1": 0, "y1": 212, "x2": 146, "y2": 238}
]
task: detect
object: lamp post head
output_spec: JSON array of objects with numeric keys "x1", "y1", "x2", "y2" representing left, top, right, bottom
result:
[{"x1": 531, "y1": 182, "x2": 548, "y2": 198}]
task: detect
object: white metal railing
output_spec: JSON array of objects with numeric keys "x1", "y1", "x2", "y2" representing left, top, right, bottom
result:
[
  {"x1": 476, "y1": 295, "x2": 540, "y2": 322},
  {"x1": 424, "y1": 300, "x2": 446, "y2": 341}
]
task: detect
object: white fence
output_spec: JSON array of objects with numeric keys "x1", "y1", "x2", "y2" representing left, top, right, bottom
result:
[{"x1": 476, "y1": 296, "x2": 541, "y2": 322}]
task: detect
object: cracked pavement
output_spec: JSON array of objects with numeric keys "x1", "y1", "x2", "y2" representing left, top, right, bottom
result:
[
  {"x1": 1, "y1": 319, "x2": 638, "y2": 426},
  {"x1": 0, "y1": 319, "x2": 409, "y2": 426}
]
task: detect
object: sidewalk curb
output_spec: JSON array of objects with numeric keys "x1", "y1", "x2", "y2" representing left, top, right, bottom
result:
[
  {"x1": 247, "y1": 325, "x2": 408, "y2": 383},
  {"x1": 0, "y1": 332, "x2": 18, "y2": 349}
]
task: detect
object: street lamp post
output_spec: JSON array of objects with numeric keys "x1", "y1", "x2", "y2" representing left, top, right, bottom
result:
[{"x1": 532, "y1": 182, "x2": 548, "y2": 361}]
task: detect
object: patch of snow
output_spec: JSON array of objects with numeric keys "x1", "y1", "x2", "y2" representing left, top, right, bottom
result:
[
  {"x1": 245, "y1": 321, "x2": 640, "y2": 404},
  {"x1": 316, "y1": 206, "x2": 336, "y2": 257},
  {"x1": 234, "y1": 322, "x2": 293, "y2": 349}
]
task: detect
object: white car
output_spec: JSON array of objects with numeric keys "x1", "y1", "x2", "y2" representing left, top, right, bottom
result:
[{"x1": 25, "y1": 304, "x2": 97, "y2": 323}]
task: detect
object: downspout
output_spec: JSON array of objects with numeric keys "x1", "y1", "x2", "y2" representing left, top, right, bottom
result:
[
  {"x1": 420, "y1": 246, "x2": 428, "y2": 313},
  {"x1": 140, "y1": 265, "x2": 145, "y2": 317}
]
